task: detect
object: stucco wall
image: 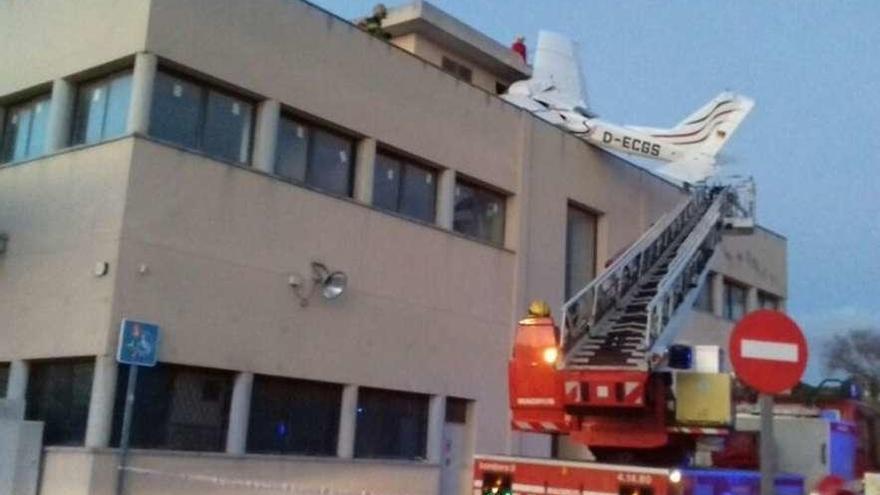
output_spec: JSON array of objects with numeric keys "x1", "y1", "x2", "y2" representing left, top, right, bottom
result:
[
  {"x1": 0, "y1": 140, "x2": 132, "y2": 360},
  {"x1": 41, "y1": 447, "x2": 439, "y2": 495}
]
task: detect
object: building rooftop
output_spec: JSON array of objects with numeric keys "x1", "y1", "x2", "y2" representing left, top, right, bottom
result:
[{"x1": 380, "y1": 1, "x2": 532, "y2": 82}]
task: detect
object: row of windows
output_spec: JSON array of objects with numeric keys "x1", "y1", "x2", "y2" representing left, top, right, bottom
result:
[
  {"x1": 0, "y1": 67, "x2": 509, "y2": 246},
  {"x1": 14, "y1": 358, "x2": 465, "y2": 460},
  {"x1": 693, "y1": 273, "x2": 782, "y2": 321}
]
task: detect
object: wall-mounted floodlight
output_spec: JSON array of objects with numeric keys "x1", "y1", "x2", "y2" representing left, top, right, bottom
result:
[
  {"x1": 0, "y1": 233, "x2": 8, "y2": 255},
  {"x1": 288, "y1": 262, "x2": 348, "y2": 307}
]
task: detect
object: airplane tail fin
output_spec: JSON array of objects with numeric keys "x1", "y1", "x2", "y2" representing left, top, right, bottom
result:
[
  {"x1": 647, "y1": 92, "x2": 755, "y2": 159},
  {"x1": 509, "y1": 31, "x2": 589, "y2": 112}
]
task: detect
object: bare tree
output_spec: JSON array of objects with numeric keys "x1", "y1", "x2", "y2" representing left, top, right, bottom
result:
[{"x1": 824, "y1": 328, "x2": 880, "y2": 398}]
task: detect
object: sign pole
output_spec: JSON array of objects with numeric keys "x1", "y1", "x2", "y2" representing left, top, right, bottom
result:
[
  {"x1": 759, "y1": 393, "x2": 775, "y2": 495},
  {"x1": 115, "y1": 364, "x2": 139, "y2": 495}
]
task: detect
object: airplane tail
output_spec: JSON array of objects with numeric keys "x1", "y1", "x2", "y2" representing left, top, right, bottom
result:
[{"x1": 643, "y1": 92, "x2": 755, "y2": 160}]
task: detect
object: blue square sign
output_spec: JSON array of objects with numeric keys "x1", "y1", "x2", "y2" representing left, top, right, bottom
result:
[{"x1": 117, "y1": 319, "x2": 160, "y2": 367}]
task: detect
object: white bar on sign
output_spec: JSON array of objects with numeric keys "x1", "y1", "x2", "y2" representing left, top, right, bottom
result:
[{"x1": 741, "y1": 339, "x2": 798, "y2": 363}]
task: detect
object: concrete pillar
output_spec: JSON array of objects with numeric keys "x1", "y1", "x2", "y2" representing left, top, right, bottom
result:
[
  {"x1": 336, "y1": 385, "x2": 358, "y2": 458},
  {"x1": 746, "y1": 286, "x2": 759, "y2": 313},
  {"x1": 251, "y1": 99, "x2": 280, "y2": 173},
  {"x1": 225, "y1": 372, "x2": 254, "y2": 455},
  {"x1": 46, "y1": 78, "x2": 74, "y2": 152},
  {"x1": 353, "y1": 138, "x2": 377, "y2": 204},
  {"x1": 6, "y1": 360, "x2": 28, "y2": 400},
  {"x1": 85, "y1": 356, "x2": 118, "y2": 448},
  {"x1": 437, "y1": 169, "x2": 457, "y2": 230},
  {"x1": 127, "y1": 52, "x2": 158, "y2": 135},
  {"x1": 426, "y1": 394, "x2": 446, "y2": 463},
  {"x1": 711, "y1": 273, "x2": 725, "y2": 318}
]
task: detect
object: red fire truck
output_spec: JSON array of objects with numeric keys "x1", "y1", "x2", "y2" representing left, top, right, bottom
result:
[{"x1": 473, "y1": 455, "x2": 805, "y2": 495}]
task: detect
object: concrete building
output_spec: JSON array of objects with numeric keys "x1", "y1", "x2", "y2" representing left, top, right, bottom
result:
[{"x1": 0, "y1": 1, "x2": 786, "y2": 494}]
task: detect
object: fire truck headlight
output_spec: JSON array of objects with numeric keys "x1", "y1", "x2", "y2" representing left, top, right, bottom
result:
[
  {"x1": 669, "y1": 469, "x2": 682, "y2": 484},
  {"x1": 542, "y1": 347, "x2": 559, "y2": 364}
]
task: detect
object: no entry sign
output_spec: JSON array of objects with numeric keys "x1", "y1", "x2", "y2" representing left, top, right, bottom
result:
[{"x1": 729, "y1": 310, "x2": 808, "y2": 394}]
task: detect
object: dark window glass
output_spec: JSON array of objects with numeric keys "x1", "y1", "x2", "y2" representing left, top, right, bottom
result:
[
  {"x1": 202, "y1": 90, "x2": 252, "y2": 163},
  {"x1": 150, "y1": 72, "x2": 203, "y2": 149},
  {"x1": 445, "y1": 397, "x2": 468, "y2": 424},
  {"x1": 25, "y1": 358, "x2": 94, "y2": 446},
  {"x1": 565, "y1": 205, "x2": 597, "y2": 299},
  {"x1": 759, "y1": 291, "x2": 780, "y2": 310},
  {"x1": 149, "y1": 71, "x2": 253, "y2": 164},
  {"x1": 0, "y1": 362, "x2": 9, "y2": 397},
  {"x1": 373, "y1": 153, "x2": 402, "y2": 213},
  {"x1": 275, "y1": 116, "x2": 310, "y2": 182},
  {"x1": 372, "y1": 152, "x2": 436, "y2": 223},
  {"x1": 306, "y1": 128, "x2": 353, "y2": 196},
  {"x1": 72, "y1": 71, "x2": 132, "y2": 145},
  {"x1": 1, "y1": 94, "x2": 50, "y2": 163},
  {"x1": 723, "y1": 280, "x2": 747, "y2": 321},
  {"x1": 111, "y1": 363, "x2": 233, "y2": 452},
  {"x1": 355, "y1": 388, "x2": 428, "y2": 460},
  {"x1": 247, "y1": 375, "x2": 341, "y2": 456},
  {"x1": 453, "y1": 180, "x2": 506, "y2": 245},
  {"x1": 694, "y1": 272, "x2": 714, "y2": 312},
  {"x1": 441, "y1": 57, "x2": 473, "y2": 83}
]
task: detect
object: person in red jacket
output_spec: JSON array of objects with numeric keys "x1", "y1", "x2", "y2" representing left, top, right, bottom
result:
[{"x1": 511, "y1": 36, "x2": 527, "y2": 62}]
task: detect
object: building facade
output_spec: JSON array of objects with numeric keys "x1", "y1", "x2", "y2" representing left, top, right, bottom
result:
[{"x1": 0, "y1": 1, "x2": 786, "y2": 494}]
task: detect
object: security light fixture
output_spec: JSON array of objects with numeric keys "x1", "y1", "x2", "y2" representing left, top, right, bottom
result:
[{"x1": 288, "y1": 261, "x2": 348, "y2": 307}]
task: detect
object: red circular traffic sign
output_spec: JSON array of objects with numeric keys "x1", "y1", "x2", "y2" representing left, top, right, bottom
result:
[{"x1": 729, "y1": 310, "x2": 808, "y2": 394}]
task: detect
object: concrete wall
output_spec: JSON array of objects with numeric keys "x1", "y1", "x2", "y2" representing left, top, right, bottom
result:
[
  {"x1": 41, "y1": 447, "x2": 439, "y2": 495},
  {"x1": 0, "y1": 0, "x2": 150, "y2": 96},
  {"x1": 0, "y1": 140, "x2": 132, "y2": 360},
  {"x1": 713, "y1": 227, "x2": 788, "y2": 298},
  {"x1": 407, "y1": 35, "x2": 508, "y2": 93}
]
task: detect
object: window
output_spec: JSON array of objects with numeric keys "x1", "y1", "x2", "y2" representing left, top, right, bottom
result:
[
  {"x1": 275, "y1": 115, "x2": 355, "y2": 196},
  {"x1": 373, "y1": 151, "x2": 437, "y2": 223},
  {"x1": 565, "y1": 204, "x2": 598, "y2": 299},
  {"x1": 247, "y1": 375, "x2": 341, "y2": 456},
  {"x1": 1, "y1": 93, "x2": 50, "y2": 163},
  {"x1": 758, "y1": 291, "x2": 781, "y2": 310},
  {"x1": 723, "y1": 279, "x2": 747, "y2": 321},
  {"x1": 0, "y1": 362, "x2": 9, "y2": 397},
  {"x1": 693, "y1": 272, "x2": 714, "y2": 312},
  {"x1": 150, "y1": 71, "x2": 253, "y2": 164},
  {"x1": 454, "y1": 179, "x2": 506, "y2": 245},
  {"x1": 355, "y1": 387, "x2": 428, "y2": 460},
  {"x1": 441, "y1": 57, "x2": 473, "y2": 83},
  {"x1": 445, "y1": 397, "x2": 468, "y2": 424},
  {"x1": 111, "y1": 363, "x2": 233, "y2": 452},
  {"x1": 25, "y1": 358, "x2": 94, "y2": 446},
  {"x1": 71, "y1": 71, "x2": 132, "y2": 146}
]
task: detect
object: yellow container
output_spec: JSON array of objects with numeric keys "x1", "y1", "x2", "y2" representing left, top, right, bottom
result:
[{"x1": 675, "y1": 372, "x2": 732, "y2": 426}]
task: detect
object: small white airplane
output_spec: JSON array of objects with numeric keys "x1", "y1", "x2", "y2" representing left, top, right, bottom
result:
[{"x1": 502, "y1": 31, "x2": 754, "y2": 183}]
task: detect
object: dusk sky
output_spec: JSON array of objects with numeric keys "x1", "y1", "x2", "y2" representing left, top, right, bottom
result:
[{"x1": 314, "y1": 1, "x2": 880, "y2": 382}]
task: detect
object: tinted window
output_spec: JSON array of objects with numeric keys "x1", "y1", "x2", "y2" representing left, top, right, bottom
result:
[
  {"x1": 759, "y1": 291, "x2": 780, "y2": 310},
  {"x1": 149, "y1": 71, "x2": 253, "y2": 164},
  {"x1": 0, "y1": 362, "x2": 9, "y2": 397},
  {"x1": 150, "y1": 72, "x2": 203, "y2": 149},
  {"x1": 723, "y1": 280, "x2": 747, "y2": 321},
  {"x1": 202, "y1": 90, "x2": 252, "y2": 163},
  {"x1": 275, "y1": 116, "x2": 309, "y2": 182},
  {"x1": 111, "y1": 363, "x2": 233, "y2": 452},
  {"x1": 25, "y1": 358, "x2": 94, "y2": 446},
  {"x1": 372, "y1": 152, "x2": 436, "y2": 223},
  {"x1": 247, "y1": 375, "x2": 342, "y2": 456},
  {"x1": 565, "y1": 205, "x2": 597, "y2": 299},
  {"x1": 1, "y1": 94, "x2": 50, "y2": 163},
  {"x1": 694, "y1": 273, "x2": 714, "y2": 312},
  {"x1": 454, "y1": 180, "x2": 506, "y2": 245},
  {"x1": 372, "y1": 153, "x2": 402, "y2": 212},
  {"x1": 72, "y1": 71, "x2": 132, "y2": 145},
  {"x1": 306, "y1": 128, "x2": 353, "y2": 196},
  {"x1": 355, "y1": 387, "x2": 428, "y2": 460},
  {"x1": 445, "y1": 397, "x2": 468, "y2": 424}
]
